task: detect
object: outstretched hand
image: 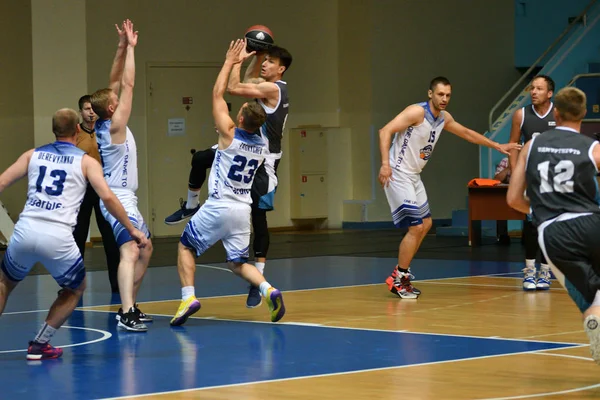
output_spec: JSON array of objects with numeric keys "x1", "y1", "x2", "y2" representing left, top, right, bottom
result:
[
  {"x1": 225, "y1": 39, "x2": 247, "y2": 63},
  {"x1": 497, "y1": 142, "x2": 522, "y2": 155},
  {"x1": 123, "y1": 19, "x2": 138, "y2": 47}
]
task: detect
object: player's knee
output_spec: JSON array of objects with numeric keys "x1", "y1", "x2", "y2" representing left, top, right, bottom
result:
[
  {"x1": 192, "y1": 148, "x2": 215, "y2": 170},
  {"x1": 407, "y1": 223, "x2": 426, "y2": 236},
  {"x1": 422, "y1": 218, "x2": 433, "y2": 233},
  {"x1": 120, "y1": 241, "x2": 141, "y2": 263},
  {"x1": 227, "y1": 262, "x2": 243, "y2": 275}
]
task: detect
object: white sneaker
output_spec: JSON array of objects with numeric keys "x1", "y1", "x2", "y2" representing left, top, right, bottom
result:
[
  {"x1": 536, "y1": 265, "x2": 551, "y2": 290},
  {"x1": 522, "y1": 266, "x2": 537, "y2": 291}
]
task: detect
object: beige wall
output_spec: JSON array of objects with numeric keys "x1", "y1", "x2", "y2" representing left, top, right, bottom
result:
[
  {"x1": 85, "y1": 0, "x2": 340, "y2": 230},
  {"x1": 0, "y1": 0, "x2": 520, "y2": 234},
  {"x1": 0, "y1": 1, "x2": 34, "y2": 220}
]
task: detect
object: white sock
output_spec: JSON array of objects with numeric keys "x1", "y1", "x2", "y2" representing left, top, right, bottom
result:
[
  {"x1": 525, "y1": 259, "x2": 536, "y2": 269},
  {"x1": 255, "y1": 262, "x2": 265, "y2": 275},
  {"x1": 34, "y1": 323, "x2": 57, "y2": 344},
  {"x1": 186, "y1": 190, "x2": 200, "y2": 209},
  {"x1": 259, "y1": 281, "x2": 272, "y2": 297},
  {"x1": 540, "y1": 263, "x2": 550, "y2": 271},
  {"x1": 592, "y1": 291, "x2": 600, "y2": 307},
  {"x1": 182, "y1": 286, "x2": 195, "y2": 301}
]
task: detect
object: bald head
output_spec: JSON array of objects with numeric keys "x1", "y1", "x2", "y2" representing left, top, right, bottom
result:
[{"x1": 52, "y1": 108, "x2": 79, "y2": 138}]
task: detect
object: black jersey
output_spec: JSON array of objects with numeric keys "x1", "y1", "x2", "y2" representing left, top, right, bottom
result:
[
  {"x1": 258, "y1": 80, "x2": 288, "y2": 155},
  {"x1": 526, "y1": 127, "x2": 600, "y2": 227},
  {"x1": 521, "y1": 103, "x2": 556, "y2": 143}
]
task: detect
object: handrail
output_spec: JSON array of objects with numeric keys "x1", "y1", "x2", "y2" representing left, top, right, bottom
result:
[
  {"x1": 487, "y1": 0, "x2": 598, "y2": 135},
  {"x1": 566, "y1": 72, "x2": 600, "y2": 86}
]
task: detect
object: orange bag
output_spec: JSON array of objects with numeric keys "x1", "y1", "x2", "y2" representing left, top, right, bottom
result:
[{"x1": 468, "y1": 178, "x2": 502, "y2": 187}]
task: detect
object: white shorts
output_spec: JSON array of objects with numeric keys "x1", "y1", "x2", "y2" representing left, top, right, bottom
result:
[
  {"x1": 100, "y1": 191, "x2": 151, "y2": 247},
  {"x1": 180, "y1": 200, "x2": 251, "y2": 263},
  {"x1": 384, "y1": 172, "x2": 431, "y2": 228},
  {"x1": 1, "y1": 217, "x2": 85, "y2": 289}
]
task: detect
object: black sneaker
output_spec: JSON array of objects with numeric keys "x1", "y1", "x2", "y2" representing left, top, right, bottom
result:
[
  {"x1": 246, "y1": 286, "x2": 262, "y2": 308},
  {"x1": 117, "y1": 307, "x2": 148, "y2": 332},
  {"x1": 164, "y1": 198, "x2": 200, "y2": 225},
  {"x1": 115, "y1": 304, "x2": 153, "y2": 323}
]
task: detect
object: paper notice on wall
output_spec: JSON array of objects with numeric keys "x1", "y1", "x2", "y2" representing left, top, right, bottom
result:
[{"x1": 167, "y1": 118, "x2": 186, "y2": 136}]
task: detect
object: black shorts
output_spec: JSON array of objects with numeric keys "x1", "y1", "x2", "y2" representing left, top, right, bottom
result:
[{"x1": 538, "y1": 213, "x2": 600, "y2": 311}]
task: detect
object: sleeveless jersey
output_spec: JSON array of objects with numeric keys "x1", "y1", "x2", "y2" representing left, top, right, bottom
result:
[
  {"x1": 258, "y1": 80, "x2": 288, "y2": 157},
  {"x1": 20, "y1": 141, "x2": 87, "y2": 227},
  {"x1": 208, "y1": 128, "x2": 266, "y2": 205},
  {"x1": 95, "y1": 119, "x2": 139, "y2": 192},
  {"x1": 390, "y1": 101, "x2": 445, "y2": 175},
  {"x1": 526, "y1": 127, "x2": 600, "y2": 227},
  {"x1": 520, "y1": 103, "x2": 556, "y2": 143}
]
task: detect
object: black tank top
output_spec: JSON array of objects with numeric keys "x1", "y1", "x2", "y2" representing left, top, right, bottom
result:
[
  {"x1": 526, "y1": 128, "x2": 600, "y2": 227},
  {"x1": 520, "y1": 103, "x2": 556, "y2": 143},
  {"x1": 258, "y1": 80, "x2": 288, "y2": 155}
]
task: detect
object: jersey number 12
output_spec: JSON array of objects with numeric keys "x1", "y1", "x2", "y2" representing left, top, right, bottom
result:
[{"x1": 537, "y1": 160, "x2": 574, "y2": 193}]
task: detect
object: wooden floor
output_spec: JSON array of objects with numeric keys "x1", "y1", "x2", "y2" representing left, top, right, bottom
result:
[{"x1": 2, "y1": 231, "x2": 599, "y2": 399}]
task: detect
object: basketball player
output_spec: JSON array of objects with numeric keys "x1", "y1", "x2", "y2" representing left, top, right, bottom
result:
[
  {"x1": 72, "y1": 95, "x2": 120, "y2": 293},
  {"x1": 90, "y1": 20, "x2": 153, "y2": 332},
  {"x1": 0, "y1": 108, "x2": 148, "y2": 360},
  {"x1": 165, "y1": 40, "x2": 292, "y2": 308},
  {"x1": 506, "y1": 87, "x2": 600, "y2": 363},
  {"x1": 170, "y1": 39, "x2": 285, "y2": 326},
  {"x1": 379, "y1": 77, "x2": 521, "y2": 298},
  {"x1": 508, "y1": 75, "x2": 556, "y2": 290}
]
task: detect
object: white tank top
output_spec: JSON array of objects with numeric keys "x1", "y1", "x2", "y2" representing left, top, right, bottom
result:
[
  {"x1": 390, "y1": 101, "x2": 445, "y2": 175},
  {"x1": 19, "y1": 141, "x2": 87, "y2": 227},
  {"x1": 95, "y1": 119, "x2": 139, "y2": 192},
  {"x1": 207, "y1": 128, "x2": 266, "y2": 205}
]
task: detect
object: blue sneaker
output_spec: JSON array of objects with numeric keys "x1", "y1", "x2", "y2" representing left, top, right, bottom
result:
[
  {"x1": 246, "y1": 286, "x2": 262, "y2": 308},
  {"x1": 164, "y1": 198, "x2": 199, "y2": 225}
]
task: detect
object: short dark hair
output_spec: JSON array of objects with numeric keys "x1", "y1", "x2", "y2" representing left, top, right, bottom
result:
[
  {"x1": 429, "y1": 76, "x2": 451, "y2": 91},
  {"x1": 267, "y1": 46, "x2": 292, "y2": 75},
  {"x1": 532, "y1": 75, "x2": 555, "y2": 92},
  {"x1": 52, "y1": 108, "x2": 79, "y2": 138},
  {"x1": 554, "y1": 87, "x2": 586, "y2": 121},
  {"x1": 78, "y1": 95, "x2": 91, "y2": 111},
  {"x1": 241, "y1": 101, "x2": 267, "y2": 132}
]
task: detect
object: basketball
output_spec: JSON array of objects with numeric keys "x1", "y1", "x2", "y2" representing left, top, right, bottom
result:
[{"x1": 245, "y1": 25, "x2": 275, "y2": 52}]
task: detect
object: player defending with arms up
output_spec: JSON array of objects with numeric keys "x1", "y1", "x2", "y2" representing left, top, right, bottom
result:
[
  {"x1": 170, "y1": 39, "x2": 285, "y2": 326},
  {"x1": 0, "y1": 109, "x2": 147, "y2": 360},
  {"x1": 379, "y1": 77, "x2": 521, "y2": 298}
]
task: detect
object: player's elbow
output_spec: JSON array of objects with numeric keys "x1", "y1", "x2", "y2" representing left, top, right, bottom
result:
[{"x1": 506, "y1": 191, "x2": 519, "y2": 209}]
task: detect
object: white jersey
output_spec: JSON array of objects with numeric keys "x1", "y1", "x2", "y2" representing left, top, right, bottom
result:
[
  {"x1": 95, "y1": 119, "x2": 139, "y2": 192},
  {"x1": 208, "y1": 128, "x2": 266, "y2": 205},
  {"x1": 19, "y1": 141, "x2": 87, "y2": 227},
  {"x1": 390, "y1": 101, "x2": 445, "y2": 175}
]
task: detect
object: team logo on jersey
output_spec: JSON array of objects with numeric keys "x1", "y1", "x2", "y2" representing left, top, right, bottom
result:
[
  {"x1": 419, "y1": 145, "x2": 433, "y2": 160},
  {"x1": 548, "y1": 121, "x2": 556, "y2": 126}
]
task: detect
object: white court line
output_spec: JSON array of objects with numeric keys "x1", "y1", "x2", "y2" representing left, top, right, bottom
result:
[
  {"x1": 98, "y1": 345, "x2": 579, "y2": 400},
  {"x1": 479, "y1": 382, "x2": 600, "y2": 400},
  {"x1": 196, "y1": 264, "x2": 232, "y2": 273},
  {"x1": 0, "y1": 325, "x2": 111, "y2": 354},
  {"x1": 422, "y1": 281, "x2": 565, "y2": 291},
  {"x1": 519, "y1": 330, "x2": 585, "y2": 339},
  {"x1": 532, "y1": 351, "x2": 594, "y2": 362},
  {"x1": 78, "y1": 308, "x2": 585, "y2": 346}
]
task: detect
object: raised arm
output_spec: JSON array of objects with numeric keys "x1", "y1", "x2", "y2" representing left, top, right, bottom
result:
[
  {"x1": 507, "y1": 140, "x2": 532, "y2": 214},
  {"x1": 0, "y1": 149, "x2": 33, "y2": 194},
  {"x1": 227, "y1": 42, "x2": 278, "y2": 101},
  {"x1": 508, "y1": 108, "x2": 523, "y2": 170},
  {"x1": 214, "y1": 39, "x2": 245, "y2": 147},
  {"x1": 377, "y1": 105, "x2": 424, "y2": 187},
  {"x1": 83, "y1": 155, "x2": 148, "y2": 248},
  {"x1": 243, "y1": 53, "x2": 266, "y2": 82},
  {"x1": 444, "y1": 112, "x2": 522, "y2": 155},
  {"x1": 108, "y1": 22, "x2": 128, "y2": 95},
  {"x1": 109, "y1": 19, "x2": 137, "y2": 143}
]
